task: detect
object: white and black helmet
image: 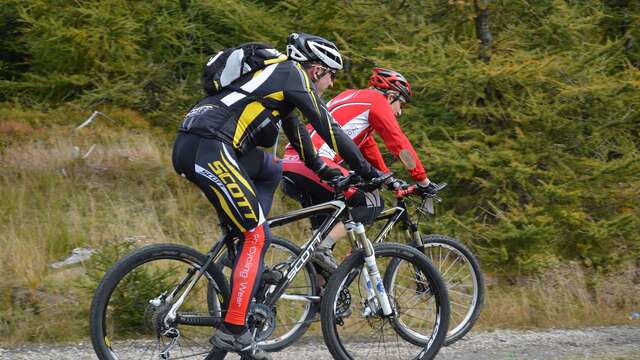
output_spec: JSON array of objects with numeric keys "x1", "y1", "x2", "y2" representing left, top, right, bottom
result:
[{"x1": 286, "y1": 32, "x2": 343, "y2": 71}]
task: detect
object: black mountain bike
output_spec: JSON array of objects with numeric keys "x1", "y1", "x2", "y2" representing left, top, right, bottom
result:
[
  {"x1": 255, "y1": 180, "x2": 484, "y2": 349},
  {"x1": 378, "y1": 183, "x2": 484, "y2": 345},
  {"x1": 89, "y1": 174, "x2": 450, "y2": 360}
]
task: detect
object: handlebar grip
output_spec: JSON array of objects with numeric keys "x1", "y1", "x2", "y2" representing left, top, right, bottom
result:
[{"x1": 394, "y1": 185, "x2": 417, "y2": 198}]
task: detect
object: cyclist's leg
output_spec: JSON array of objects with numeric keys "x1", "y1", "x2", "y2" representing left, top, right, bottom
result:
[
  {"x1": 282, "y1": 155, "x2": 384, "y2": 235},
  {"x1": 282, "y1": 153, "x2": 335, "y2": 229},
  {"x1": 192, "y1": 142, "x2": 270, "y2": 327},
  {"x1": 175, "y1": 136, "x2": 272, "y2": 354},
  {"x1": 282, "y1": 157, "x2": 354, "y2": 273},
  {"x1": 239, "y1": 148, "x2": 282, "y2": 216}
]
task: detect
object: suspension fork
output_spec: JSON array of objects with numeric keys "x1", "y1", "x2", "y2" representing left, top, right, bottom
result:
[
  {"x1": 398, "y1": 200, "x2": 424, "y2": 249},
  {"x1": 346, "y1": 222, "x2": 393, "y2": 316}
]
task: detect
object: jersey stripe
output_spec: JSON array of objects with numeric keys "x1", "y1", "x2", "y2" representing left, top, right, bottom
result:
[
  {"x1": 295, "y1": 63, "x2": 320, "y2": 115},
  {"x1": 220, "y1": 149, "x2": 256, "y2": 196},
  {"x1": 233, "y1": 101, "x2": 265, "y2": 148},
  {"x1": 296, "y1": 125, "x2": 305, "y2": 162},
  {"x1": 209, "y1": 185, "x2": 246, "y2": 232},
  {"x1": 329, "y1": 102, "x2": 372, "y2": 114},
  {"x1": 325, "y1": 110, "x2": 339, "y2": 152},
  {"x1": 265, "y1": 90, "x2": 284, "y2": 101},
  {"x1": 221, "y1": 64, "x2": 279, "y2": 107}
]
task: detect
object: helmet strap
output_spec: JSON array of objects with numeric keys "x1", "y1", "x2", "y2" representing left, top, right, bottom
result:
[{"x1": 382, "y1": 90, "x2": 401, "y2": 104}]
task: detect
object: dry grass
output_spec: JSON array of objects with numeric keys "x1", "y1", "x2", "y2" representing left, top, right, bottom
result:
[
  {"x1": 0, "y1": 122, "x2": 222, "y2": 343},
  {"x1": 477, "y1": 261, "x2": 639, "y2": 330},
  {"x1": 0, "y1": 119, "x2": 637, "y2": 344}
]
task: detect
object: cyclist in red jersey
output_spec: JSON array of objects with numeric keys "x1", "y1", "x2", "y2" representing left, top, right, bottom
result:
[{"x1": 282, "y1": 68, "x2": 439, "y2": 272}]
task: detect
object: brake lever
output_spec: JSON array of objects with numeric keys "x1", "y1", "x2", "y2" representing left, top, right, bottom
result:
[{"x1": 420, "y1": 197, "x2": 435, "y2": 215}]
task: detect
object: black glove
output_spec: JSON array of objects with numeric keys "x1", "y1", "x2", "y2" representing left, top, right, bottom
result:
[
  {"x1": 385, "y1": 176, "x2": 408, "y2": 190},
  {"x1": 360, "y1": 167, "x2": 383, "y2": 181},
  {"x1": 417, "y1": 181, "x2": 439, "y2": 197},
  {"x1": 316, "y1": 163, "x2": 343, "y2": 181}
]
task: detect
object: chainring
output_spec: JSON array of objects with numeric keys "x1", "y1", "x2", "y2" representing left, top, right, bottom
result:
[{"x1": 248, "y1": 303, "x2": 276, "y2": 342}]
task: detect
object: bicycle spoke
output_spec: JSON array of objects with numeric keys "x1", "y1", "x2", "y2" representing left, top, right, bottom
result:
[
  {"x1": 440, "y1": 255, "x2": 462, "y2": 278},
  {"x1": 448, "y1": 289, "x2": 474, "y2": 298},
  {"x1": 443, "y1": 263, "x2": 470, "y2": 284}
]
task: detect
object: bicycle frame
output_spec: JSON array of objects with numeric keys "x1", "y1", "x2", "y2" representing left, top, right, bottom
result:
[
  {"x1": 371, "y1": 196, "x2": 424, "y2": 248},
  {"x1": 164, "y1": 180, "x2": 404, "y2": 330},
  {"x1": 263, "y1": 200, "x2": 346, "y2": 307}
]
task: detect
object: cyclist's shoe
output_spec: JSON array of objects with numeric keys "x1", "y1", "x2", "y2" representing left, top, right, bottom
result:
[
  {"x1": 311, "y1": 247, "x2": 339, "y2": 274},
  {"x1": 210, "y1": 326, "x2": 271, "y2": 360}
]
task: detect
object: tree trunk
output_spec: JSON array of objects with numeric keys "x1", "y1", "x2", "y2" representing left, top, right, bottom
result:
[{"x1": 474, "y1": 0, "x2": 492, "y2": 63}]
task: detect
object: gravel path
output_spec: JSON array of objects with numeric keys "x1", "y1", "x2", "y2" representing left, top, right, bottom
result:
[{"x1": 1, "y1": 326, "x2": 638, "y2": 360}]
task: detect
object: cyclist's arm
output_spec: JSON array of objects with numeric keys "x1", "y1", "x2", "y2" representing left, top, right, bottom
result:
[
  {"x1": 281, "y1": 112, "x2": 324, "y2": 171},
  {"x1": 285, "y1": 65, "x2": 376, "y2": 178},
  {"x1": 369, "y1": 98, "x2": 427, "y2": 182},
  {"x1": 360, "y1": 135, "x2": 390, "y2": 173}
]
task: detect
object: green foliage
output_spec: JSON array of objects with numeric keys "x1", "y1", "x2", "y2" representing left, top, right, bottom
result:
[
  {"x1": 82, "y1": 240, "x2": 182, "y2": 336},
  {"x1": 0, "y1": 0, "x2": 638, "y2": 277}
]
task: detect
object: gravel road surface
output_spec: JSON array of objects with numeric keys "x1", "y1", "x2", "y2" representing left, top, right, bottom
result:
[{"x1": 1, "y1": 326, "x2": 638, "y2": 360}]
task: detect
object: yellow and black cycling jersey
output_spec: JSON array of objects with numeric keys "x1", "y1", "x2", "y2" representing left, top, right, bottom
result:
[{"x1": 179, "y1": 60, "x2": 375, "y2": 177}]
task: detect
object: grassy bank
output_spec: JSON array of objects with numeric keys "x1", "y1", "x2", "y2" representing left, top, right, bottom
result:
[{"x1": 0, "y1": 114, "x2": 637, "y2": 344}]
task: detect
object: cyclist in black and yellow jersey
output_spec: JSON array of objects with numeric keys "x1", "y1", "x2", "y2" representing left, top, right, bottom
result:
[{"x1": 172, "y1": 32, "x2": 379, "y2": 359}]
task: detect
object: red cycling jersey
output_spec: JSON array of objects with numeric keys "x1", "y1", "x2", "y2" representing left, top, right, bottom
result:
[{"x1": 285, "y1": 88, "x2": 427, "y2": 182}]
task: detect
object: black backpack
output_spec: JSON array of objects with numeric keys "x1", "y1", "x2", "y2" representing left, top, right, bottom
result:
[{"x1": 201, "y1": 42, "x2": 288, "y2": 95}]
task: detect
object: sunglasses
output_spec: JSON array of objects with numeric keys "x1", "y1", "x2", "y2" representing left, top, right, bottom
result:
[
  {"x1": 390, "y1": 93, "x2": 407, "y2": 105},
  {"x1": 315, "y1": 65, "x2": 338, "y2": 81}
]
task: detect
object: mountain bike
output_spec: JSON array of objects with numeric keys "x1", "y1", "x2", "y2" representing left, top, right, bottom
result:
[
  {"x1": 262, "y1": 179, "x2": 484, "y2": 349},
  {"x1": 380, "y1": 183, "x2": 484, "y2": 345},
  {"x1": 89, "y1": 173, "x2": 450, "y2": 360}
]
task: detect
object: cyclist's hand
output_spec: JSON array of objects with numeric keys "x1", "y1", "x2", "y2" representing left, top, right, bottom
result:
[
  {"x1": 360, "y1": 167, "x2": 383, "y2": 181},
  {"x1": 385, "y1": 176, "x2": 408, "y2": 190},
  {"x1": 417, "y1": 180, "x2": 439, "y2": 198},
  {"x1": 316, "y1": 163, "x2": 343, "y2": 182}
]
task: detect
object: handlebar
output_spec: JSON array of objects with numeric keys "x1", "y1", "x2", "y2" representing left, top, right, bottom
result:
[
  {"x1": 393, "y1": 185, "x2": 418, "y2": 198},
  {"x1": 327, "y1": 172, "x2": 394, "y2": 194},
  {"x1": 394, "y1": 182, "x2": 448, "y2": 200},
  {"x1": 325, "y1": 172, "x2": 447, "y2": 207},
  {"x1": 324, "y1": 172, "x2": 448, "y2": 217}
]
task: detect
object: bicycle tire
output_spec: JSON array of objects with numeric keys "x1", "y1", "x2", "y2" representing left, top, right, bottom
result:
[
  {"x1": 422, "y1": 234, "x2": 484, "y2": 345},
  {"x1": 213, "y1": 236, "x2": 320, "y2": 352},
  {"x1": 321, "y1": 243, "x2": 449, "y2": 360},
  {"x1": 90, "y1": 243, "x2": 229, "y2": 360},
  {"x1": 386, "y1": 234, "x2": 484, "y2": 346},
  {"x1": 257, "y1": 236, "x2": 320, "y2": 352}
]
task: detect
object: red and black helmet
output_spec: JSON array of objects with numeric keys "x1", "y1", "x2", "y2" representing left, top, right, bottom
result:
[{"x1": 368, "y1": 68, "x2": 413, "y2": 103}]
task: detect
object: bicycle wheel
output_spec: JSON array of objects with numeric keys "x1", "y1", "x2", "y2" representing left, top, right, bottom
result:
[
  {"x1": 386, "y1": 234, "x2": 484, "y2": 346},
  {"x1": 258, "y1": 236, "x2": 320, "y2": 351},
  {"x1": 422, "y1": 235, "x2": 484, "y2": 345},
  {"x1": 215, "y1": 236, "x2": 320, "y2": 352},
  {"x1": 90, "y1": 243, "x2": 229, "y2": 360},
  {"x1": 321, "y1": 243, "x2": 449, "y2": 360}
]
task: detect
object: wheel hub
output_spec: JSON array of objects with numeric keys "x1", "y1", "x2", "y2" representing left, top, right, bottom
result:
[{"x1": 144, "y1": 301, "x2": 175, "y2": 335}]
